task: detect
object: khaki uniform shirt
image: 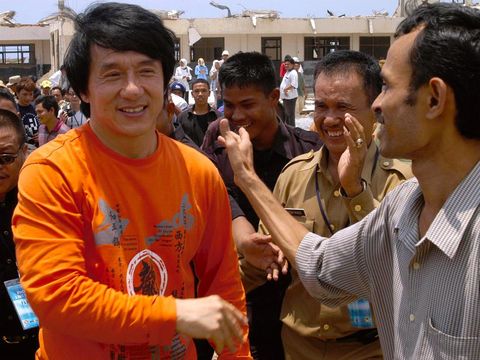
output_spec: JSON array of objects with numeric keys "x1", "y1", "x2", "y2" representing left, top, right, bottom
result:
[{"x1": 244, "y1": 144, "x2": 412, "y2": 343}]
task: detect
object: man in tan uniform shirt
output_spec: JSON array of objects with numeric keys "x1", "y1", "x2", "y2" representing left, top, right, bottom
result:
[{"x1": 246, "y1": 51, "x2": 412, "y2": 359}]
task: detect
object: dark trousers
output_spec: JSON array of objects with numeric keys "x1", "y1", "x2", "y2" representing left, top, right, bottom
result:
[
  {"x1": 0, "y1": 333, "x2": 38, "y2": 360},
  {"x1": 247, "y1": 273, "x2": 291, "y2": 360},
  {"x1": 283, "y1": 98, "x2": 297, "y2": 127}
]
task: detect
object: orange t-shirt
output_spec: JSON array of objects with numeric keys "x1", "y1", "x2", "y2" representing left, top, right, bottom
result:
[{"x1": 13, "y1": 124, "x2": 250, "y2": 359}]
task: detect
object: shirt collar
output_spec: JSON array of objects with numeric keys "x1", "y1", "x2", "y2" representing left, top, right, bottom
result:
[
  {"x1": 426, "y1": 160, "x2": 480, "y2": 258},
  {"x1": 396, "y1": 160, "x2": 480, "y2": 258}
]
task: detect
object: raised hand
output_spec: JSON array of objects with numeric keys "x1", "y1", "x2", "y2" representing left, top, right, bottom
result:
[{"x1": 338, "y1": 113, "x2": 368, "y2": 197}]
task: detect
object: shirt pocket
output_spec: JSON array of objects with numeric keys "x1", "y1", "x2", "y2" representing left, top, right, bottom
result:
[{"x1": 426, "y1": 318, "x2": 480, "y2": 359}]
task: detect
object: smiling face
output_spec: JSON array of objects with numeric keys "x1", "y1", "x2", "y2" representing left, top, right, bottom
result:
[
  {"x1": 314, "y1": 70, "x2": 375, "y2": 159},
  {"x1": 223, "y1": 85, "x2": 279, "y2": 149},
  {"x1": 17, "y1": 89, "x2": 34, "y2": 107},
  {"x1": 372, "y1": 30, "x2": 431, "y2": 160},
  {"x1": 35, "y1": 103, "x2": 56, "y2": 125},
  {"x1": 81, "y1": 45, "x2": 164, "y2": 154}
]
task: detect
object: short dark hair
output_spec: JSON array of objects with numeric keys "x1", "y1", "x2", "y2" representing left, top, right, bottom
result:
[
  {"x1": 314, "y1": 50, "x2": 382, "y2": 105},
  {"x1": 64, "y1": 2, "x2": 176, "y2": 113},
  {"x1": 0, "y1": 109, "x2": 26, "y2": 146},
  {"x1": 395, "y1": 2, "x2": 480, "y2": 139},
  {"x1": 0, "y1": 88, "x2": 17, "y2": 110},
  {"x1": 219, "y1": 52, "x2": 277, "y2": 96},
  {"x1": 15, "y1": 77, "x2": 36, "y2": 94},
  {"x1": 51, "y1": 86, "x2": 65, "y2": 96},
  {"x1": 191, "y1": 78, "x2": 210, "y2": 90},
  {"x1": 35, "y1": 95, "x2": 59, "y2": 115}
]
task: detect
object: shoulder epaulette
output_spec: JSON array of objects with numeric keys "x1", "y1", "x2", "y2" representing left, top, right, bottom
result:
[
  {"x1": 379, "y1": 157, "x2": 413, "y2": 179},
  {"x1": 282, "y1": 150, "x2": 316, "y2": 172}
]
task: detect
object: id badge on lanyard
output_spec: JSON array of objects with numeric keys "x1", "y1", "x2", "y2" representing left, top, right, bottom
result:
[
  {"x1": 4, "y1": 278, "x2": 39, "y2": 330},
  {"x1": 347, "y1": 298, "x2": 374, "y2": 328}
]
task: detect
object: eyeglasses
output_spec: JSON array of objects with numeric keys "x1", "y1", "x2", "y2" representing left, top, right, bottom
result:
[{"x1": 0, "y1": 146, "x2": 22, "y2": 166}]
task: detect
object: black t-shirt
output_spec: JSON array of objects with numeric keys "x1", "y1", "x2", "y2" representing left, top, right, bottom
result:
[{"x1": 18, "y1": 103, "x2": 39, "y2": 144}]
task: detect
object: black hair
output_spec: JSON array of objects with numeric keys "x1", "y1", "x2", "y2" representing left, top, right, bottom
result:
[
  {"x1": 191, "y1": 78, "x2": 210, "y2": 90},
  {"x1": 0, "y1": 88, "x2": 17, "y2": 110},
  {"x1": 314, "y1": 50, "x2": 381, "y2": 105},
  {"x1": 64, "y1": 2, "x2": 176, "y2": 114},
  {"x1": 218, "y1": 52, "x2": 277, "y2": 96},
  {"x1": 395, "y1": 2, "x2": 480, "y2": 139},
  {"x1": 51, "y1": 86, "x2": 65, "y2": 96},
  {"x1": 35, "y1": 95, "x2": 59, "y2": 115},
  {"x1": 0, "y1": 108, "x2": 26, "y2": 146}
]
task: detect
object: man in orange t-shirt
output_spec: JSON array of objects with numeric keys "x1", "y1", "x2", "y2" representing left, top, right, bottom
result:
[{"x1": 12, "y1": 3, "x2": 250, "y2": 359}]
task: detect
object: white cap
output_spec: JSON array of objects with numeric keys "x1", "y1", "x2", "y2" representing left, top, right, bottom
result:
[
  {"x1": 292, "y1": 56, "x2": 300, "y2": 63},
  {"x1": 222, "y1": 50, "x2": 230, "y2": 56}
]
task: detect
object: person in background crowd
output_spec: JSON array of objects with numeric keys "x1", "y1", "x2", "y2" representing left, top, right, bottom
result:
[
  {"x1": 63, "y1": 88, "x2": 87, "y2": 129},
  {"x1": 15, "y1": 77, "x2": 39, "y2": 147},
  {"x1": 218, "y1": 3, "x2": 480, "y2": 359},
  {"x1": 6, "y1": 75, "x2": 21, "y2": 96},
  {"x1": 279, "y1": 55, "x2": 292, "y2": 79},
  {"x1": 40, "y1": 80, "x2": 52, "y2": 96},
  {"x1": 210, "y1": 60, "x2": 221, "y2": 107},
  {"x1": 174, "y1": 58, "x2": 193, "y2": 93},
  {"x1": 170, "y1": 81, "x2": 186, "y2": 99},
  {"x1": 195, "y1": 58, "x2": 209, "y2": 80},
  {"x1": 178, "y1": 78, "x2": 221, "y2": 146},
  {"x1": 13, "y1": 3, "x2": 251, "y2": 359},
  {"x1": 293, "y1": 57, "x2": 305, "y2": 116},
  {"x1": 280, "y1": 57, "x2": 298, "y2": 127},
  {"x1": 0, "y1": 106, "x2": 38, "y2": 359},
  {"x1": 220, "y1": 50, "x2": 229, "y2": 65},
  {"x1": 34, "y1": 95, "x2": 70, "y2": 146}
]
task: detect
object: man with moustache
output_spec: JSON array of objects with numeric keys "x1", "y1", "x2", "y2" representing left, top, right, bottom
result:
[{"x1": 257, "y1": 50, "x2": 411, "y2": 360}]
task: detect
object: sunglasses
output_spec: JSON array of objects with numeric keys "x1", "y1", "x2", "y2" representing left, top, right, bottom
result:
[
  {"x1": 0, "y1": 153, "x2": 19, "y2": 165},
  {"x1": 0, "y1": 146, "x2": 22, "y2": 165}
]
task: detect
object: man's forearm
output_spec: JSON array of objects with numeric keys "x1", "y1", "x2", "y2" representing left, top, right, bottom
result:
[{"x1": 234, "y1": 171, "x2": 308, "y2": 268}]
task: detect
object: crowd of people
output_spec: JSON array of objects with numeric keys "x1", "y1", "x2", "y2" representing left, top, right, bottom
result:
[{"x1": 0, "y1": 1, "x2": 479, "y2": 360}]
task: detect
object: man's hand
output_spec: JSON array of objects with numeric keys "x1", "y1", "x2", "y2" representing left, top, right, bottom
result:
[
  {"x1": 218, "y1": 118, "x2": 255, "y2": 188},
  {"x1": 176, "y1": 296, "x2": 247, "y2": 354},
  {"x1": 338, "y1": 113, "x2": 368, "y2": 197},
  {"x1": 239, "y1": 232, "x2": 288, "y2": 278},
  {"x1": 59, "y1": 111, "x2": 68, "y2": 124}
]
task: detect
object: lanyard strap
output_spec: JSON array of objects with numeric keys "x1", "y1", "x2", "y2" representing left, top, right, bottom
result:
[
  {"x1": 313, "y1": 147, "x2": 379, "y2": 236},
  {"x1": 314, "y1": 164, "x2": 335, "y2": 236}
]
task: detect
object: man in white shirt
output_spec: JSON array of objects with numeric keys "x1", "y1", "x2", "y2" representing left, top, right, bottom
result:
[{"x1": 280, "y1": 57, "x2": 298, "y2": 127}]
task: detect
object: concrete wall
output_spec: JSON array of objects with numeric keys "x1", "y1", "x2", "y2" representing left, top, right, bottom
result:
[{"x1": 0, "y1": 25, "x2": 51, "y2": 80}]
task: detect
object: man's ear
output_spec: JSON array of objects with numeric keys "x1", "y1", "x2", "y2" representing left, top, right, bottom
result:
[
  {"x1": 425, "y1": 77, "x2": 448, "y2": 119},
  {"x1": 270, "y1": 88, "x2": 280, "y2": 104}
]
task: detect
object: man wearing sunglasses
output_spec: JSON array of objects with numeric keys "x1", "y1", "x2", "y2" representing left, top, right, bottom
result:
[{"x1": 0, "y1": 106, "x2": 37, "y2": 358}]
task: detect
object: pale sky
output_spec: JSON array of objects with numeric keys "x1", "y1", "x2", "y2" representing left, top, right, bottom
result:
[{"x1": 3, "y1": 0, "x2": 400, "y2": 24}]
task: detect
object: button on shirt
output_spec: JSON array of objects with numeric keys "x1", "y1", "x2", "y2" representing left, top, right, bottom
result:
[{"x1": 296, "y1": 160, "x2": 480, "y2": 359}]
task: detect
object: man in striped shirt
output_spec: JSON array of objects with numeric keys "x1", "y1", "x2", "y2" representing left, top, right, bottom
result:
[{"x1": 218, "y1": 3, "x2": 480, "y2": 359}]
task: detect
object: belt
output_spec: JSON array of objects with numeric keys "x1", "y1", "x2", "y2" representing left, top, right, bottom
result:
[
  {"x1": 334, "y1": 329, "x2": 378, "y2": 345},
  {"x1": 1, "y1": 333, "x2": 37, "y2": 344}
]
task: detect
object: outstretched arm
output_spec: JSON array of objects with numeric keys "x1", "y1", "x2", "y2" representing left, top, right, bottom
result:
[{"x1": 217, "y1": 119, "x2": 308, "y2": 267}]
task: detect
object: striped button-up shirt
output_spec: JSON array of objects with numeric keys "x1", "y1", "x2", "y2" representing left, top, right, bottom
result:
[{"x1": 296, "y1": 161, "x2": 480, "y2": 359}]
